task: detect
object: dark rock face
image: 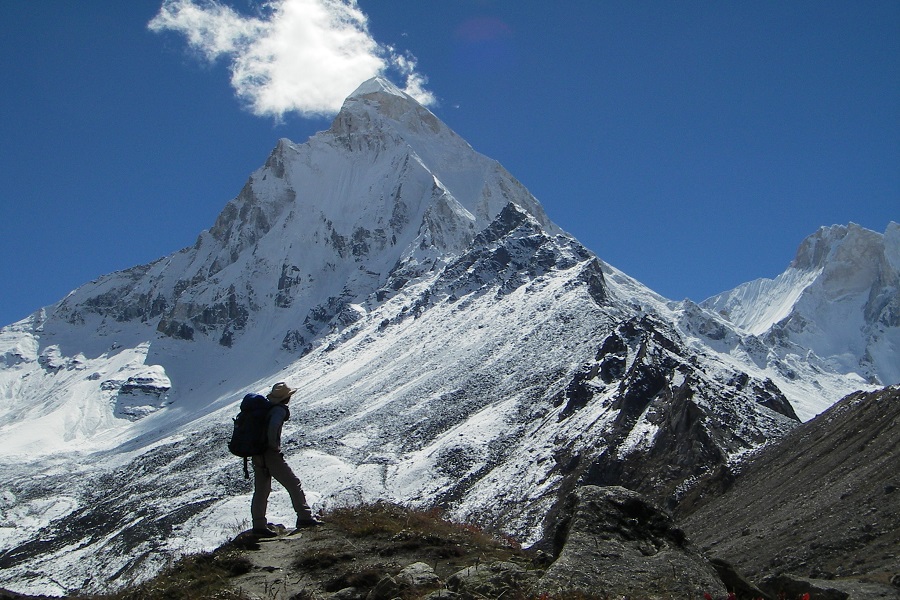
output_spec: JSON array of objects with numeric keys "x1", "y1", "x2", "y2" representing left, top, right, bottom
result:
[
  {"x1": 103, "y1": 375, "x2": 171, "y2": 420},
  {"x1": 548, "y1": 316, "x2": 798, "y2": 513},
  {"x1": 435, "y1": 202, "x2": 599, "y2": 304},
  {"x1": 534, "y1": 486, "x2": 726, "y2": 599},
  {"x1": 759, "y1": 573, "x2": 900, "y2": 600},
  {"x1": 709, "y1": 558, "x2": 773, "y2": 600},
  {"x1": 679, "y1": 385, "x2": 900, "y2": 585},
  {"x1": 275, "y1": 263, "x2": 303, "y2": 308}
]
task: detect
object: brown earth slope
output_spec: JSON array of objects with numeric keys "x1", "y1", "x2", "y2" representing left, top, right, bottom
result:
[{"x1": 678, "y1": 385, "x2": 900, "y2": 584}]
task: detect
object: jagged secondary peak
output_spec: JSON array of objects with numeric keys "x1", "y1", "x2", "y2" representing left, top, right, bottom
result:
[
  {"x1": 792, "y1": 222, "x2": 884, "y2": 274},
  {"x1": 703, "y1": 222, "x2": 899, "y2": 387},
  {"x1": 886, "y1": 221, "x2": 900, "y2": 272},
  {"x1": 705, "y1": 223, "x2": 897, "y2": 328},
  {"x1": 785, "y1": 222, "x2": 897, "y2": 301}
]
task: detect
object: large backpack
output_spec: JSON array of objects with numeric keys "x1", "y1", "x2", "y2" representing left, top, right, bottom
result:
[{"x1": 228, "y1": 393, "x2": 273, "y2": 477}]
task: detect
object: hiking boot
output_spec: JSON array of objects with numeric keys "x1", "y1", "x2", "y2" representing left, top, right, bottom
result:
[
  {"x1": 251, "y1": 527, "x2": 279, "y2": 538},
  {"x1": 295, "y1": 516, "x2": 323, "y2": 528}
]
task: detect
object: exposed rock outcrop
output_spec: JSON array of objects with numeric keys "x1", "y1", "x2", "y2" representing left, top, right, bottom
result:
[
  {"x1": 534, "y1": 485, "x2": 727, "y2": 598},
  {"x1": 547, "y1": 316, "x2": 798, "y2": 515},
  {"x1": 759, "y1": 573, "x2": 900, "y2": 600}
]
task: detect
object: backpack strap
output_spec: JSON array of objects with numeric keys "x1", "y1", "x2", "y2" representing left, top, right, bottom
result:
[
  {"x1": 243, "y1": 456, "x2": 250, "y2": 479},
  {"x1": 270, "y1": 403, "x2": 290, "y2": 421}
]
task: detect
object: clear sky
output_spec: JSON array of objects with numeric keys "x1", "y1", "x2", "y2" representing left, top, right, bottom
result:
[{"x1": 1, "y1": 1, "x2": 897, "y2": 327}]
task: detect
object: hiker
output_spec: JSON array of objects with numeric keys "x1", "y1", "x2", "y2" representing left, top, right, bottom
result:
[{"x1": 250, "y1": 382, "x2": 322, "y2": 537}]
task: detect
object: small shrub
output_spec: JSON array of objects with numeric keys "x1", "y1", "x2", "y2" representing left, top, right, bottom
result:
[
  {"x1": 213, "y1": 554, "x2": 253, "y2": 577},
  {"x1": 293, "y1": 548, "x2": 355, "y2": 570},
  {"x1": 324, "y1": 501, "x2": 414, "y2": 537},
  {"x1": 324, "y1": 500, "x2": 513, "y2": 554}
]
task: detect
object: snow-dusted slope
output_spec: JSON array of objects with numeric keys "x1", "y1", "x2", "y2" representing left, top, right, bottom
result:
[
  {"x1": 703, "y1": 223, "x2": 900, "y2": 388},
  {"x1": 0, "y1": 214, "x2": 797, "y2": 594},
  {"x1": 0, "y1": 78, "x2": 876, "y2": 595}
]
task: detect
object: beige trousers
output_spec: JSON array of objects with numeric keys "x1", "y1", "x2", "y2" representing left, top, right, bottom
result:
[{"x1": 250, "y1": 448, "x2": 312, "y2": 529}]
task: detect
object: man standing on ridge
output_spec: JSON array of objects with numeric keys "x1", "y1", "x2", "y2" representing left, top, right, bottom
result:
[{"x1": 251, "y1": 382, "x2": 322, "y2": 537}]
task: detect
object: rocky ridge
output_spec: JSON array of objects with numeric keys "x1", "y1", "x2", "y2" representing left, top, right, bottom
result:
[
  {"x1": 0, "y1": 488, "x2": 732, "y2": 600},
  {"x1": 680, "y1": 385, "x2": 900, "y2": 595}
]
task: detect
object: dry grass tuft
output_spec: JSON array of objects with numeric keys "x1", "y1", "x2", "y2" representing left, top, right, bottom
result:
[{"x1": 99, "y1": 550, "x2": 253, "y2": 600}]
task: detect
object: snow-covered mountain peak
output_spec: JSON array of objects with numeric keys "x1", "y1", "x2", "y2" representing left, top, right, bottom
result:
[
  {"x1": 703, "y1": 222, "x2": 899, "y2": 386},
  {"x1": 791, "y1": 223, "x2": 893, "y2": 296},
  {"x1": 348, "y1": 76, "x2": 407, "y2": 99},
  {"x1": 27, "y1": 79, "x2": 558, "y2": 356},
  {"x1": 326, "y1": 79, "x2": 466, "y2": 182},
  {"x1": 334, "y1": 75, "x2": 439, "y2": 134},
  {"x1": 317, "y1": 77, "x2": 556, "y2": 241}
]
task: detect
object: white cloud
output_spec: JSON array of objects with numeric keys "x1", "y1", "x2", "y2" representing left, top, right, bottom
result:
[
  {"x1": 149, "y1": 0, "x2": 434, "y2": 118},
  {"x1": 390, "y1": 51, "x2": 435, "y2": 107}
]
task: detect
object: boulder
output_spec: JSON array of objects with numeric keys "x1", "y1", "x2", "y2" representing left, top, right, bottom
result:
[
  {"x1": 365, "y1": 575, "x2": 401, "y2": 600},
  {"x1": 366, "y1": 562, "x2": 442, "y2": 599},
  {"x1": 534, "y1": 486, "x2": 726, "y2": 599},
  {"x1": 709, "y1": 558, "x2": 772, "y2": 600},
  {"x1": 445, "y1": 560, "x2": 538, "y2": 599},
  {"x1": 331, "y1": 587, "x2": 367, "y2": 600},
  {"x1": 396, "y1": 561, "x2": 441, "y2": 589},
  {"x1": 759, "y1": 574, "x2": 900, "y2": 600}
]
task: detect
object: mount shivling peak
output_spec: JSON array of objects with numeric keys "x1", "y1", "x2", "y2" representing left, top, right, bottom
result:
[{"x1": 0, "y1": 77, "x2": 896, "y2": 596}]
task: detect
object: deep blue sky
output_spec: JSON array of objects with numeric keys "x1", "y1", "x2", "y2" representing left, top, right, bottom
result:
[{"x1": 1, "y1": 1, "x2": 897, "y2": 326}]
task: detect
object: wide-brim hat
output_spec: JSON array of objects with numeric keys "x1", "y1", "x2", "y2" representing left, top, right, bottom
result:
[{"x1": 267, "y1": 382, "x2": 296, "y2": 402}]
